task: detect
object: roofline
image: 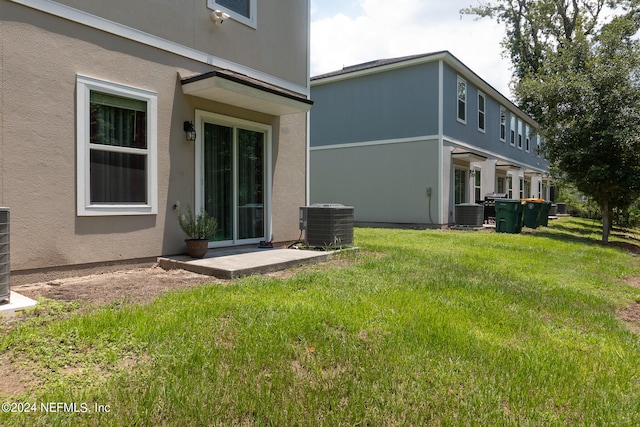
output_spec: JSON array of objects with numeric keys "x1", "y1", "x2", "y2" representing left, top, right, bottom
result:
[
  {"x1": 311, "y1": 51, "x2": 537, "y2": 128},
  {"x1": 182, "y1": 70, "x2": 314, "y2": 106}
]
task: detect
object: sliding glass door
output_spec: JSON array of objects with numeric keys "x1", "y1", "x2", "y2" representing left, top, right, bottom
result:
[{"x1": 201, "y1": 115, "x2": 269, "y2": 245}]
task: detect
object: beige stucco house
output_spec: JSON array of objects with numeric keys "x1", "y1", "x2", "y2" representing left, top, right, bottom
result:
[{"x1": 0, "y1": 0, "x2": 312, "y2": 272}]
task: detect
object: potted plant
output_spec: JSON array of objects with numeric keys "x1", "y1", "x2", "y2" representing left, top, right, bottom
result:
[{"x1": 175, "y1": 202, "x2": 218, "y2": 258}]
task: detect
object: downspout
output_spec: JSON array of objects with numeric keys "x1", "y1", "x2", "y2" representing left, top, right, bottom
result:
[
  {"x1": 437, "y1": 59, "x2": 444, "y2": 225},
  {"x1": 305, "y1": 0, "x2": 311, "y2": 207}
]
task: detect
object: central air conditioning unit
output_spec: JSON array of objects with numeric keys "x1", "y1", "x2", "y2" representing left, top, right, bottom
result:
[
  {"x1": 455, "y1": 203, "x2": 484, "y2": 227},
  {"x1": 299, "y1": 204, "x2": 354, "y2": 248},
  {"x1": 0, "y1": 208, "x2": 9, "y2": 305}
]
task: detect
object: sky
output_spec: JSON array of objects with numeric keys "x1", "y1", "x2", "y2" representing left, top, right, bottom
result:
[{"x1": 310, "y1": 0, "x2": 515, "y2": 99}]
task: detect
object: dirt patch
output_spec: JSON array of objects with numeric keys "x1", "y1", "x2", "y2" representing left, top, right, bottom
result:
[
  {"x1": 0, "y1": 353, "x2": 43, "y2": 398},
  {"x1": 618, "y1": 277, "x2": 640, "y2": 335},
  {"x1": 603, "y1": 241, "x2": 640, "y2": 256},
  {"x1": 11, "y1": 265, "x2": 222, "y2": 306}
]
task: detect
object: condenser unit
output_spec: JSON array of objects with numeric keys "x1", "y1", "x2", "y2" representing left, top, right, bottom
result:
[
  {"x1": 299, "y1": 204, "x2": 354, "y2": 248},
  {"x1": 455, "y1": 203, "x2": 484, "y2": 227},
  {"x1": 0, "y1": 208, "x2": 9, "y2": 305}
]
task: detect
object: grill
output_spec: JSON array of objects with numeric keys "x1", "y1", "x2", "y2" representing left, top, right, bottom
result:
[{"x1": 483, "y1": 193, "x2": 508, "y2": 223}]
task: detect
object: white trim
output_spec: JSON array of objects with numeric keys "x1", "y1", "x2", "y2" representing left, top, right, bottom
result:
[
  {"x1": 438, "y1": 60, "x2": 444, "y2": 224},
  {"x1": 509, "y1": 114, "x2": 516, "y2": 147},
  {"x1": 310, "y1": 134, "x2": 547, "y2": 173},
  {"x1": 306, "y1": 110, "x2": 311, "y2": 207},
  {"x1": 312, "y1": 52, "x2": 449, "y2": 87},
  {"x1": 311, "y1": 51, "x2": 538, "y2": 129},
  {"x1": 517, "y1": 119, "x2": 523, "y2": 150},
  {"x1": 10, "y1": 0, "x2": 308, "y2": 97},
  {"x1": 194, "y1": 110, "x2": 272, "y2": 247},
  {"x1": 309, "y1": 135, "x2": 440, "y2": 151},
  {"x1": 76, "y1": 75, "x2": 158, "y2": 216},
  {"x1": 499, "y1": 105, "x2": 507, "y2": 142},
  {"x1": 457, "y1": 76, "x2": 467, "y2": 124},
  {"x1": 443, "y1": 135, "x2": 547, "y2": 174},
  {"x1": 477, "y1": 91, "x2": 486, "y2": 133},
  {"x1": 207, "y1": 0, "x2": 257, "y2": 29}
]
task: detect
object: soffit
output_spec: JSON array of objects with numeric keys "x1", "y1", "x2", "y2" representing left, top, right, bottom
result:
[{"x1": 181, "y1": 70, "x2": 313, "y2": 116}]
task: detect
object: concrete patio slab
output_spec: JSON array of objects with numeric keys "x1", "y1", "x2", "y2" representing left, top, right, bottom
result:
[
  {"x1": 157, "y1": 247, "x2": 336, "y2": 279},
  {"x1": 0, "y1": 291, "x2": 38, "y2": 317}
]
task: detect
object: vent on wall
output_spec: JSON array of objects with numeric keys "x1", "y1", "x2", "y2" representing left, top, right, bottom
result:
[
  {"x1": 300, "y1": 204, "x2": 354, "y2": 248},
  {"x1": 0, "y1": 208, "x2": 9, "y2": 305}
]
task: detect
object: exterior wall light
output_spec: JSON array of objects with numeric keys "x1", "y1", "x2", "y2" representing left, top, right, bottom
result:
[{"x1": 183, "y1": 121, "x2": 196, "y2": 142}]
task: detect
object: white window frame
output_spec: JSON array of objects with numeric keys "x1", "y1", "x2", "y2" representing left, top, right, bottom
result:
[
  {"x1": 499, "y1": 106, "x2": 507, "y2": 142},
  {"x1": 525, "y1": 124, "x2": 531, "y2": 152},
  {"x1": 477, "y1": 92, "x2": 486, "y2": 133},
  {"x1": 76, "y1": 75, "x2": 158, "y2": 216},
  {"x1": 510, "y1": 114, "x2": 516, "y2": 146},
  {"x1": 207, "y1": 0, "x2": 257, "y2": 29},
  {"x1": 537, "y1": 136, "x2": 542, "y2": 158},
  {"x1": 517, "y1": 119, "x2": 523, "y2": 150},
  {"x1": 457, "y1": 76, "x2": 467, "y2": 124},
  {"x1": 473, "y1": 168, "x2": 482, "y2": 203}
]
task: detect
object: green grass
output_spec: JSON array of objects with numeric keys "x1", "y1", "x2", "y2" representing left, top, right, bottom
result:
[{"x1": 2, "y1": 217, "x2": 640, "y2": 426}]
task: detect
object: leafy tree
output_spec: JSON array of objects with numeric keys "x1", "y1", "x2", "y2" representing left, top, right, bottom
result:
[{"x1": 462, "y1": 0, "x2": 640, "y2": 241}]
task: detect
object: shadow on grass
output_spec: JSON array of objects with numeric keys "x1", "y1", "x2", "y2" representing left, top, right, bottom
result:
[{"x1": 530, "y1": 220, "x2": 640, "y2": 256}]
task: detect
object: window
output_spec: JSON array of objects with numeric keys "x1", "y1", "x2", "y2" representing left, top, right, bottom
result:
[
  {"x1": 525, "y1": 124, "x2": 531, "y2": 152},
  {"x1": 474, "y1": 169, "x2": 482, "y2": 203},
  {"x1": 507, "y1": 175, "x2": 513, "y2": 198},
  {"x1": 77, "y1": 75, "x2": 157, "y2": 216},
  {"x1": 457, "y1": 77, "x2": 467, "y2": 123},
  {"x1": 478, "y1": 92, "x2": 486, "y2": 132},
  {"x1": 537, "y1": 136, "x2": 542, "y2": 158},
  {"x1": 517, "y1": 119, "x2": 523, "y2": 149},
  {"x1": 519, "y1": 177, "x2": 525, "y2": 199},
  {"x1": 499, "y1": 106, "x2": 506, "y2": 142},
  {"x1": 538, "y1": 181, "x2": 542, "y2": 199},
  {"x1": 510, "y1": 115, "x2": 516, "y2": 146},
  {"x1": 497, "y1": 176, "x2": 506, "y2": 194},
  {"x1": 454, "y1": 169, "x2": 466, "y2": 204},
  {"x1": 208, "y1": 0, "x2": 256, "y2": 28}
]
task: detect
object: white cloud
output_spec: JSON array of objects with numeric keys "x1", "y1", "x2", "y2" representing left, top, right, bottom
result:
[{"x1": 311, "y1": 0, "x2": 515, "y2": 99}]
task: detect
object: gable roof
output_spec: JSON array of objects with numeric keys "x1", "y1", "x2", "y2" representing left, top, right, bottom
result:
[
  {"x1": 311, "y1": 51, "x2": 448, "y2": 81},
  {"x1": 310, "y1": 50, "x2": 537, "y2": 127}
]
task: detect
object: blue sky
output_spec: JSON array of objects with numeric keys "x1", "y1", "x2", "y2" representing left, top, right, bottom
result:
[{"x1": 310, "y1": 0, "x2": 514, "y2": 98}]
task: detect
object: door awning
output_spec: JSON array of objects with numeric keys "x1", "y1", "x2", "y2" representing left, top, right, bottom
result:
[
  {"x1": 496, "y1": 162, "x2": 520, "y2": 171},
  {"x1": 181, "y1": 70, "x2": 313, "y2": 116},
  {"x1": 451, "y1": 151, "x2": 488, "y2": 163}
]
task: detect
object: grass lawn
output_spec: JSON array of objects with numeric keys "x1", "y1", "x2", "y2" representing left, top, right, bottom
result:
[{"x1": 1, "y1": 217, "x2": 640, "y2": 426}]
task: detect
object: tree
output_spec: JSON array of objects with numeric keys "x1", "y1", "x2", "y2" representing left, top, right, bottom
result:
[{"x1": 462, "y1": 0, "x2": 640, "y2": 241}]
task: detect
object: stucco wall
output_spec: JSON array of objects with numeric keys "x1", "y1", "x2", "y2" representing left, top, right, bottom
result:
[
  {"x1": 1, "y1": 3, "x2": 307, "y2": 270},
  {"x1": 38, "y1": 0, "x2": 309, "y2": 88},
  {"x1": 310, "y1": 139, "x2": 441, "y2": 225}
]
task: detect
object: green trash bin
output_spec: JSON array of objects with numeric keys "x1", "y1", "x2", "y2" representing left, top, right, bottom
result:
[
  {"x1": 495, "y1": 199, "x2": 524, "y2": 233},
  {"x1": 522, "y1": 199, "x2": 544, "y2": 229},
  {"x1": 539, "y1": 201, "x2": 552, "y2": 226}
]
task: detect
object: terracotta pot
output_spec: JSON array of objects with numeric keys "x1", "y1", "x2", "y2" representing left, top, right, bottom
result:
[{"x1": 185, "y1": 239, "x2": 209, "y2": 258}]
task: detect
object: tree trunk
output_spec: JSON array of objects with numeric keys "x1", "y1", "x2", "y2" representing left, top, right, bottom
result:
[{"x1": 601, "y1": 200, "x2": 611, "y2": 243}]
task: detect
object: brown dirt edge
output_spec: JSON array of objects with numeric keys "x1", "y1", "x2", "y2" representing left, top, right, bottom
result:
[{"x1": 619, "y1": 276, "x2": 640, "y2": 335}]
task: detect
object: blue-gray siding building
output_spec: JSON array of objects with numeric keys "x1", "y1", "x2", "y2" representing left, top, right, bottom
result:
[{"x1": 310, "y1": 51, "x2": 550, "y2": 226}]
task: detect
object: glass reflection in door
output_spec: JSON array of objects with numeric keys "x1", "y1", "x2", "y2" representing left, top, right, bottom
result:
[{"x1": 203, "y1": 123, "x2": 265, "y2": 243}]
